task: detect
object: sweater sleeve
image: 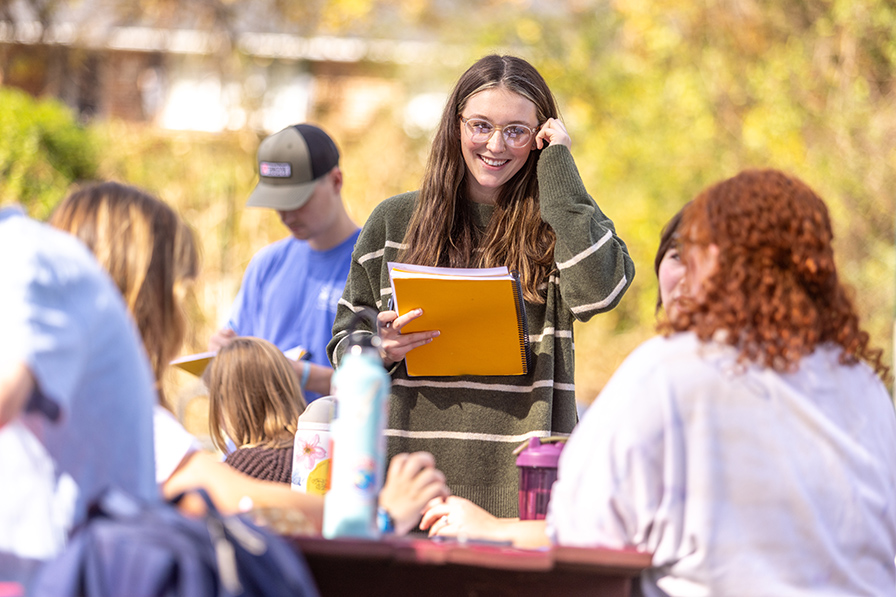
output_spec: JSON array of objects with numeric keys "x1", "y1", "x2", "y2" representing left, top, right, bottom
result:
[
  {"x1": 327, "y1": 198, "x2": 402, "y2": 368},
  {"x1": 327, "y1": 246, "x2": 377, "y2": 368},
  {"x1": 536, "y1": 144, "x2": 635, "y2": 321}
]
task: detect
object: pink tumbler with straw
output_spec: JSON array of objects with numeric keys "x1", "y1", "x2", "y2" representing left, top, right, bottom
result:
[{"x1": 516, "y1": 437, "x2": 565, "y2": 520}]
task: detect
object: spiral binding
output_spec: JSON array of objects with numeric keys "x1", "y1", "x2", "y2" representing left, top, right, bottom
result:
[{"x1": 510, "y1": 270, "x2": 530, "y2": 374}]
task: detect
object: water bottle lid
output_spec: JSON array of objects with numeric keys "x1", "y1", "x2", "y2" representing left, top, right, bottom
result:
[
  {"x1": 348, "y1": 332, "x2": 382, "y2": 350},
  {"x1": 515, "y1": 437, "x2": 565, "y2": 468},
  {"x1": 345, "y1": 306, "x2": 383, "y2": 351},
  {"x1": 297, "y1": 396, "x2": 336, "y2": 424}
]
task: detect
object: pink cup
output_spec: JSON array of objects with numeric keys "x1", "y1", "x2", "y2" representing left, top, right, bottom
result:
[{"x1": 516, "y1": 437, "x2": 565, "y2": 520}]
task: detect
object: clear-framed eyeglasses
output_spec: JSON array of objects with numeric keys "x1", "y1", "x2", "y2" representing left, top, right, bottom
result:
[{"x1": 460, "y1": 116, "x2": 541, "y2": 149}]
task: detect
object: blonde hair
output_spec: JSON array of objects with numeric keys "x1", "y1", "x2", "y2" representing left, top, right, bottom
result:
[
  {"x1": 50, "y1": 181, "x2": 199, "y2": 408},
  {"x1": 205, "y1": 337, "x2": 307, "y2": 452}
]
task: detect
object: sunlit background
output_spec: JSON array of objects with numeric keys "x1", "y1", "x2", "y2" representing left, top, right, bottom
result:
[{"x1": 2, "y1": 0, "x2": 894, "y2": 439}]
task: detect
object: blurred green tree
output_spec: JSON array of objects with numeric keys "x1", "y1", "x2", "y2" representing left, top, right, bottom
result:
[
  {"x1": 434, "y1": 0, "x2": 896, "y2": 397},
  {"x1": 4, "y1": 0, "x2": 892, "y2": 398},
  {"x1": 0, "y1": 86, "x2": 98, "y2": 218}
]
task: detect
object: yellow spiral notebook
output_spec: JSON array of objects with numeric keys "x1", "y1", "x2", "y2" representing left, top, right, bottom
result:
[{"x1": 387, "y1": 262, "x2": 530, "y2": 377}]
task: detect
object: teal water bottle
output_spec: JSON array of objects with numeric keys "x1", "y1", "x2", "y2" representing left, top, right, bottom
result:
[{"x1": 323, "y1": 309, "x2": 390, "y2": 539}]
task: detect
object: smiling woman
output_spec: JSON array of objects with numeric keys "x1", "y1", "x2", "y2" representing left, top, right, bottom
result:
[
  {"x1": 328, "y1": 54, "x2": 636, "y2": 519},
  {"x1": 458, "y1": 87, "x2": 541, "y2": 204}
]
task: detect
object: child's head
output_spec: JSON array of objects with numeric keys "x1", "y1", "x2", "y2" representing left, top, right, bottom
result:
[{"x1": 205, "y1": 337, "x2": 306, "y2": 452}]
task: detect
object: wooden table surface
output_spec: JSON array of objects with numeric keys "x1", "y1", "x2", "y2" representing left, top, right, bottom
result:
[{"x1": 291, "y1": 534, "x2": 651, "y2": 597}]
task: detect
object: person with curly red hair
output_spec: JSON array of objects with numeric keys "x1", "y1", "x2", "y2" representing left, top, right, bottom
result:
[
  {"x1": 424, "y1": 169, "x2": 896, "y2": 596},
  {"x1": 550, "y1": 168, "x2": 896, "y2": 595},
  {"x1": 666, "y1": 169, "x2": 888, "y2": 377}
]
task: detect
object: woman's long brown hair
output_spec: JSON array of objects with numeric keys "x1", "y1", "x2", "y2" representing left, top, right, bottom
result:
[{"x1": 398, "y1": 55, "x2": 558, "y2": 304}]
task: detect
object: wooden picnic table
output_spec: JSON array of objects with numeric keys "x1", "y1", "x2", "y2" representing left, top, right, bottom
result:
[{"x1": 291, "y1": 534, "x2": 651, "y2": 596}]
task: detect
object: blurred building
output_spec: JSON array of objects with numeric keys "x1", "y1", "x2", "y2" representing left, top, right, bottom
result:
[{"x1": 0, "y1": 1, "x2": 455, "y2": 134}]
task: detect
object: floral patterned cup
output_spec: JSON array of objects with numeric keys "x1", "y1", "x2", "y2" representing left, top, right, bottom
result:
[{"x1": 291, "y1": 397, "x2": 336, "y2": 495}]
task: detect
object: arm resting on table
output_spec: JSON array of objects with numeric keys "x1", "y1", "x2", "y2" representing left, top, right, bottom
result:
[{"x1": 163, "y1": 450, "x2": 325, "y2": 531}]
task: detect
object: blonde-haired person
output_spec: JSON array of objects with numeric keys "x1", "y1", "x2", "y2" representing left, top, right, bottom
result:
[
  {"x1": 48, "y1": 181, "x2": 197, "y2": 408},
  {"x1": 51, "y1": 181, "x2": 448, "y2": 533},
  {"x1": 328, "y1": 54, "x2": 635, "y2": 519},
  {"x1": 206, "y1": 337, "x2": 306, "y2": 484}
]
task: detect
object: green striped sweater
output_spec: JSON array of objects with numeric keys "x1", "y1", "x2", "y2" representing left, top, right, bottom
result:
[{"x1": 327, "y1": 144, "x2": 635, "y2": 518}]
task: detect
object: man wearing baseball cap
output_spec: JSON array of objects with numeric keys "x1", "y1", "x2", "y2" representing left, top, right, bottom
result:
[{"x1": 209, "y1": 124, "x2": 360, "y2": 402}]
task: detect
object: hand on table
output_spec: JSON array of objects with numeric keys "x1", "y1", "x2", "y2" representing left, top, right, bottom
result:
[
  {"x1": 421, "y1": 495, "x2": 550, "y2": 549},
  {"x1": 379, "y1": 452, "x2": 449, "y2": 536},
  {"x1": 376, "y1": 310, "x2": 439, "y2": 368},
  {"x1": 420, "y1": 495, "x2": 504, "y2": 541}
]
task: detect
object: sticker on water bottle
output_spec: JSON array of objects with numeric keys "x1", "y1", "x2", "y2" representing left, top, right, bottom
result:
[
  {"x1": 352, "y1": 456, "x2": 377, "y2": 492},
  {"x1": 292, "y1": 429, "x2": 332, "y2": 495}
]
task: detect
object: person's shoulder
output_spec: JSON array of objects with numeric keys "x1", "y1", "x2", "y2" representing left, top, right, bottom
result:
[
  {"x1": 223, "y1": 445, "x2": 255, "y2": 465},
  {"x1": 2, "y1": 209, "x2": 95, "y2": 267},
  {"x1": 153, "y1": 405, "x2": 195, "y2": 442},
  {"x1": 804, "y1": 344, "x2": 891, "y2": 396},
  {"x1": 602, "y1": 332, "x2": 732, "y2": 393},
  {"x1": 623, "y1": 332, "x2": 702, "y2": 367},
  {"x1": 2, "y1": 211, "x2": 123, "y2": 302},
  {"x1": 153, "y1": 405, "x2": 202, "y2": 484},
  {"x1": 259, "y1": 236, "x2": 300, "y2": 254},
  {"x1": 368, "y1": 191, "x2": 418, "y2": 220},
  {"x1": 356, "y1": 191, "x2": 419, "y2": 245},
  {"x1": 587, "y1": 333, "x2": 710, "y2": 416},
  {"x1": 225, "y1": 444, "x2": 293, "y2": 481},
  {"x1": 226, "y1": 444, "x2": 286, "y2": 462},
  {"x1": 247, "y1": 236, "x2": 304, "y2": 265}
]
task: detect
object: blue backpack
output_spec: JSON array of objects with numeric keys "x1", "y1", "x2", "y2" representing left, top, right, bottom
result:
[{"x1": 30, "y1": 488, "x2": 319, "y2": 597}]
